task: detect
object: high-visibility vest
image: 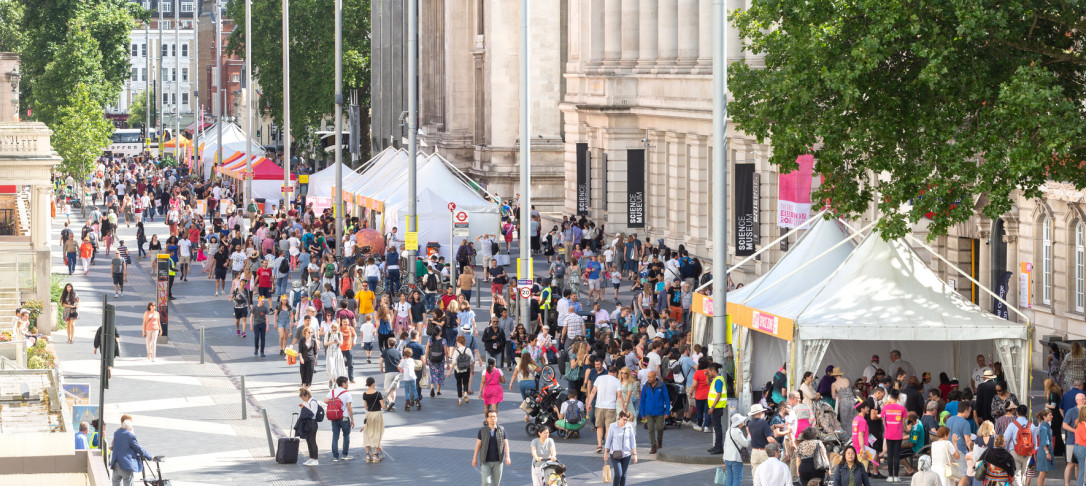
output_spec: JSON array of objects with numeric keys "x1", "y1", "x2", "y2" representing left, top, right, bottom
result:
[
  {"x1": 168, "y1": 257, "x2": 177, "y2": 276},
  {"x1": 708, "y1": 375, "x2": 728, "y2": 408},
  {"x1": 540, "y1": 287, "x2": 553, "y2": 310}
]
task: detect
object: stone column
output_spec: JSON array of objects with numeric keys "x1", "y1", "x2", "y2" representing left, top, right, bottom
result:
[
  {"x1": 696, "y1": 0, "x2": 712, "y2": 73},
  {"x1": 587, "y1": 0, "x2": 606, "y2": 71},
  {"x1": 655, "y1": 0, "x2": 678, "y2": 71},
  {"x1": 603, "y1": 0, "x2": 622, "y2": 70},
  {"x1": 635, "y1": 0, "x2": 658, "y2": 73},
  {"x1": 676, "y1": 0, "x2": 699, "y2": 70},
  {"x1": 620, "y1": 0, "x2": 640, "y2": 70},
  {"x1": 728, "y1": 0, "x2": 744, "y2": 63}
]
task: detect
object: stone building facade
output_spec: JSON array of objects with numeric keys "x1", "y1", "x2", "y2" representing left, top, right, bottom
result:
[{"x1": 370, "y1": 0, "x2": 566, "y2": 211}]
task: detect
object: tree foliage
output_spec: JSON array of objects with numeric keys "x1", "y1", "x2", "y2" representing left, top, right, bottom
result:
[
  {"x1": 729, "y1": 0, "x2": 1086, "y2": 238},
  {"x1": 16, "y1": 0, "x2": 140, "y2": 117},
  {"x1": 53, "y1": 83, "x2": 114, "y2": 179},
  {"x1": 32, "y1": 22, "x2": 112, "y2": 128},
  {"x1": 0, "y1": 0, "x2": 27, "y2": 53},
  {"x1": 225, "y1": 0, "x2": 371, "y2": 146},
  {"x1": 127, "y1": 88, "x2": 150, "y2": 128}
]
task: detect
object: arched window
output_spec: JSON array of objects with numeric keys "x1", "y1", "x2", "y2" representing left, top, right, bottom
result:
[
  {"x1": 1042, "y1": 216, "x2": 1052, "y2": 305},
  {"x1": 1076, "y1": 221, "x2": 1084, "y2": 312}
]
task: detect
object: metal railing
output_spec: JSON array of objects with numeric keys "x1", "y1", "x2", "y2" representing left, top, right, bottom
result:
[{"x1": 0, "y1": 208, "x2": 15, "y2": 236}]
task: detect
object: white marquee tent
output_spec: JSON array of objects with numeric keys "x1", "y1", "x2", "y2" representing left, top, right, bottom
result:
[
  {"x1": 344, "y1": 149, "x2": 500, "y2": 261},
  {"x1": 197, "y1": 122, "x2": 266, "y2": 180},
  {"x1": 305, "y1": 161, "x2": 364, "y2": 211},
  {"x1": 730, "y1": 220, "x2": 1031, "y2": 407}
]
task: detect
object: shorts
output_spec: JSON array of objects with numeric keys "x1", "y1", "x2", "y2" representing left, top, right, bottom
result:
[
  {"x1": 594, "y1": 407, "x2": 617, "y2": 429},
  {"x1": 179, "y1": 255, "x2": 191, "y2": 264},
  {"x1": 112, "y1": 273, "x2": 124, "y2": 285},
  {"x1": 613, "y1": 282, "x2": 620, "y2": 290},
  {"x1": 215, "y1": 268, "x2": 227, "y2": 280},
  {"x1": 556, "y1": 419, "x2": 585, "y2": 431},
  {"x1": 234, "y1": 307, "x2": 249, "y2": 319},
  {"x1": 588, "y1": 279, "x2": 601, "y2": 290},
  {"x1": 363, "y1": 342, "x2": 373, "y2": 351}
]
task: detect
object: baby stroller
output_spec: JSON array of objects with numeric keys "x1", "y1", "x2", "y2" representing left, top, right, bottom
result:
[
  {"x1": 813, "y1": 401, "x2": 850, "y2": 454},
  {"x1": 525, "y1": 382, "x2": 568, "y2": 437},
  {"x1": 664, "y1": 382, "x2": 688, "y2": 429},
  {"x1": 538, "y1": 460, "x2": 568, "y2": 486}
]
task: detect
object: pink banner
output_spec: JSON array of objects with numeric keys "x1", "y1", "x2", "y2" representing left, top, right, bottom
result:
[{"x1": 777, "y1": 154, "x2": 816, "y2": 228}]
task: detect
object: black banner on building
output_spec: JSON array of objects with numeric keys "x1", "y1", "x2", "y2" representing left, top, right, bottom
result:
[
  {"x1": 735, "y1": 163, "x2": 756, "y2": 256},
  {"x1": 577, "y1": 143, "x2": 590, "y2": 214},
  {"x1": 627, "y1": 149, "x2": 645, "y2": 228},
  {"x1": 752, "y1": 172, "x2": 761, "y2": 244},
  {"x1": 992, "y1": 271, "x2": 1013, "y2": 319}
]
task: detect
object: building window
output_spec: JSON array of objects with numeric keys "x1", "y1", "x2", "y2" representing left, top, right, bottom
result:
[
  {"x1": 162, "y1": 43, "x2": 168, "y2": 57},
  {"x1": 1076, "y1": 222, "x2": 1085, "y2": 312},
  {"x1": 1042, "y1": 216, "x2": 1053, "y2": 305},
  {"x1": 132, "y1": 43, "x2": 138, "y2": 56},
  {"x1": 161, "y1": 20, "x2": 172, "y2": 30},
  {"x1": 182, "y1": 92, "x2": 189, "y2": 107},
  {"x1": 171, "y1": 68, "x2": 176, "y2": 82},
  {"x1": 171, "y1": 44, "x2": 176, "y2": 57},
  {"x1": 181, "y1": 2, "x2": 194, "y2": 13},
  {"x1": 160, "y1": 1, "x2": 171, "y2": 13},
  {"x1": 181, "y1": 43, "x2": 188, "y2": 57},
  {"x1": 142, "y1": 43, "x2": 147, "y2": 57},
  {"x1": 131, "y1": 68, "x2": 139, "y2": 80},
  {"x1": 142, "y1": 68, "x2": 148, "y2": 81},
  {"x1": 232, "y1": 74, "x2": 240, "y2": 83},
  {"x1": 163, "y1": 93, "x2": 169, "y2": 104},
  {"x1": 181, "y1": 67, "x2": 189, "y2": 82}
]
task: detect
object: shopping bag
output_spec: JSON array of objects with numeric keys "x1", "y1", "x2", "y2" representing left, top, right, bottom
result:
[
  {"x1": 715, "y1": 467, "x2": 727, "y2": 485},
  {"x1": 601, "y1": 464, "x2": 612, "y2": 483}
]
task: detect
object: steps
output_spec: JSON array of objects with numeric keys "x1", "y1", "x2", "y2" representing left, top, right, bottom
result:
[{"x1": 14, "y1": 192, "x2": 30, "y2": 237}]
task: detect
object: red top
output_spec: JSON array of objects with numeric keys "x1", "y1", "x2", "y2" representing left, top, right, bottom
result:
[
  {"x1": 188, "y1": 228, "x2": 201, "y2": 244},
  {"x1": 693, "y1": 370, "x2": 711, "y2": 400},
  {"x1": 256, "y1": 267, "x2": 273, "y2": 288},
  {"x1": 882, "y1": 403, "x2": 907, "y2": 440}
]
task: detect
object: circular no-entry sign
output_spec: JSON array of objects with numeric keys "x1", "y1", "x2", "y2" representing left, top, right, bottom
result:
[
  {"x1": 448, "y1": 202, "x2": 456, "y2": 212},
  {"x1": 519, "y1": 286, "x2": 532, "y2": 299},
  {"x1": 454, "y1": 211, "x2": 469, "y2": 223}
]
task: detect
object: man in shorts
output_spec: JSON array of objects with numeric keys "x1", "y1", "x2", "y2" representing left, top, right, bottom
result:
[
  {"x1": 585, "y1": 255, "x2": 603, "y2": 302},
  {"x1": 586, "y1": 365, "x2": 620, "y2": 453},
  {"x1": 554, "y1": 389, "x2": 587, "y2": 439},
  {"x1": 111, "y1": 250, "x2": 127, "y2": 298}
]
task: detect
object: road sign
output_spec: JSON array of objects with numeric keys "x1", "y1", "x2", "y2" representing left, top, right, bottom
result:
[
  {"x1": 447, "y1": 202, "x2": 456, "y2": 212},
  {"x1": 281, "y1": 186, "x2": 294, "y2": 193},
  {"x1": 404, "y1": 232, "x2": 418, "y2": 251},
  {"x1": 452, "y1": 227, "x2": 469, "y2": 237},
  {"x1": 519, "y1": 287, "x2": 532, "y2": 299},
  {"x1": 518, "y1": 279, "x2": 532, "y2": 287},
  {"x1": 453, "y1": 210, "x2": 469, "y2": 228}
]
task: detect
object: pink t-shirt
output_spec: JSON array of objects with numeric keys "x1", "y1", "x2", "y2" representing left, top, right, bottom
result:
[
  {"x1": 883, "y1": 403, "x2": 907, "y2": 440},
  {"x1": 852, "y1": 414, "x2": 869, "y2": 449}
]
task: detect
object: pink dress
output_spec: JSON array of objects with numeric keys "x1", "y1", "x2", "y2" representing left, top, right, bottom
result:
[{"x1": 481, "y1": 368, "x2": 505, "y2": 405}]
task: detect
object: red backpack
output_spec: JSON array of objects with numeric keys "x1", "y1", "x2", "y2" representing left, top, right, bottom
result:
[
  {"x1": 327, "y1": 390, "x2": 347, "y2": 421},
  {"x1": 1013, "y1": 421, "x2": 1034, "y2": 456}
]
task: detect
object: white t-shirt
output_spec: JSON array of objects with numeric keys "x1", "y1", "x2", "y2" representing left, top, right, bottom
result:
[
  {"x1": 178, "y1": 239, "x2": 192, "y2": 257},
  {"x1": 230, "y1": 251, "x2": 247, "y2": 271},
  {"x1": 394, "y1": 302, "x2": 411, "y2": 318},
  {"x1": 361, "y1": 322, "x2": 376, "y2": 343},
  {"x1": 647, "y1": 351, "x2": 662, "y2": 373},
  {"x1": 326, "y1": 387, "x2": 353, "y2": 406},
  {"x1": 593, "y1": 374, "x2": 621, "y2": 409},
  {"x1": 972, "y1": 366, "x2": 991, "y2": 388},
  {"x1": 560, "y1": 400, "x2": 585, "y2": 420},
  {"x1": 400, "y1": 357, "x2": 416, "y2": 381},
  {"x1": 604, "y1": 248, "x2": 615, "y2": 263}
]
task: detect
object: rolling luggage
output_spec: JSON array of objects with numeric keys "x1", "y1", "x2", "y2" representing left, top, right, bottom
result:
[{"x1": 275, "y1": 413, "x2": 300, "y2": 464}]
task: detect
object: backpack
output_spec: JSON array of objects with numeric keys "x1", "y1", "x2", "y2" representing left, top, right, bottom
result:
[
  {"x1": 554, "y1": 261, "x2": 565, "y2": 278},
  {"x1": 1013, "y1": 421, "x2": 1034, "y2": 456},
  {"x1": 425, "y1": 273, "x2": 439, "y2": 292},
  {"x1": 564, "y1": 399, "x2": 583, "y2": 425},
  {"x1": 324, "y1": 263, "x2": 335, "y2": 278},
  {"x1": 279, "y1": 257, "x2": 290, "y2": 274},
  {"x1": 313, "y1": 400, "x2": 326, "y2": 423},
  {"x1": 455, "y1": 347, "x2": 472, "y2": 372},
  {"x1": 490, "y1": 239, "x2": 499, "y2": 255},
  {"x1": 430, "y1": 339, "x2": 446, "y2": 363},
  {"x1": 326, "y1": 390, "x2": 347, "y2": 421}
]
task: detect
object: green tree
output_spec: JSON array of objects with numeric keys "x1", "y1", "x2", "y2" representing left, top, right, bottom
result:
[
  {"x1": 17, "y1": 0, "x2": 141, "y2": 117},
  {"x1": 31, "y1": 21, "x2": 111, "y2": 127},
  {"x1": 728, "y1": 0, "x2": 1086, "y2": 238},
  {"x1": 0, "y1": 0, "x2": 26, "y2": 53},
  {"x1": 52, "y1": 83, "x2": 114, "y2": 183},
  {"x1": 128, "y1": 89, "x2": 150, "y2": 128},
  {"x1": 226, "y1": 0, "x2": 370, "y2": 154}
]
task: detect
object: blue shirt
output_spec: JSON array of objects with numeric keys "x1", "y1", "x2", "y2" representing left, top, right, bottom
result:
[
  {"x1": 75, "y1": 431, "x2": 89, "y2": 450},
  {"x1": 1061, "y1": 388, "x2": 1083, "y2": 413},
  {"x1": 1065, "y1": 406, "x2": 1079, "y2": 444},
  {"x1": 604, "y1": 422, "x2": 636, "y2": 457},
  {"x1": 586, "y1": 261, "x2": 601, "y2": 279},
  {"x1": 945, "y1": 400, "x2": 959, "y2": 417},
  {"x1": 946, "y1": 415, "x2": 971, "y2": 453}
]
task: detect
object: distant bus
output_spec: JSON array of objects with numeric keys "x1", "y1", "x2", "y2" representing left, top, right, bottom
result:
[{"x1": 103, "y1": 128, "x2": 171, "y2": 158}]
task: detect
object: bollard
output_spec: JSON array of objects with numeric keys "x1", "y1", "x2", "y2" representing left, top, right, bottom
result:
[
  {"x1": 241, "y1": 375, "x2": 247, "y2": 419},
  {"x1": 200, "y1": 326, "x2": 205, "y2": 364},
  {"x1": 262, "y1": 408, "x2": 275, "y2": 457}
]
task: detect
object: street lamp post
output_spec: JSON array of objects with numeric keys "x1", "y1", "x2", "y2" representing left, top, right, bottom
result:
[
  {"x1": 517, "y1": 0, "x2": 531, "y2": 329},
  {"x1": 711, "y1": 0, "x2": 729, "y2": 368},
  {"x1": 245, "y1": 0, "x2": 253, "y2": 206},
  {"x1": 407, "y1": 0, "x2": 418, "y2": 281},
  {"x1": 334, "y1": 0, "x2": 343, "y2": 258},
  {"x1": 215, "y1": 0, "x2": 223, "y2": 176},
  {"x1": 282, "y1": 0, "x2": 291, "y2": 211}
]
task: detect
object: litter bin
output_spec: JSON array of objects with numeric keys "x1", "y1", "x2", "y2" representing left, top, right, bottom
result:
[
  {"x1": 254, "y1": 197, "x2": 266, "y2": 214},
  {"x1": 426, "y1": 242, "x2": 441, "y2": 258}
]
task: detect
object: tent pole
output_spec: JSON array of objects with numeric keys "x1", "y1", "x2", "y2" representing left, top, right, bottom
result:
[{"x1": 696, "y1": 208, "x2": 828, "y2": 293}]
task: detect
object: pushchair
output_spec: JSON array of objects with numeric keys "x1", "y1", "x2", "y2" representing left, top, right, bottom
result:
[
  {"x1": 525, "y1": 381, "x2": 568, "y2": 437},
  {"x1": 664, "y1": 382, "x2": 688, "y2": 429},
  {"x1": 538, "y1": 460, "x2": 568, "y2": 486},
  {"x1": 813, "y1": 401, "x2": 850, "y2": 455},
  {"x1": 140, "y1": 455, "x2": 170, "y2": 486}
]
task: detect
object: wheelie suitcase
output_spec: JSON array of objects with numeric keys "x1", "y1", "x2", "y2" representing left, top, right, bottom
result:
[{"x1": 275, "y1": 413, "x2": 300, "y2": 464}]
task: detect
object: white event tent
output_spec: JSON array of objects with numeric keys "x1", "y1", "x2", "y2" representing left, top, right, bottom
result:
[
  {"x1": 305, "y1": 161, "x2": 364, "y2": 211},
  {"x1": 197, "y1": 121, "x2": 266, "y2": 180},
  {"x1": 728, "y1": 218, "x2": 1030, "y2": 407},
  {"x1": 343, "y1": 149, "x2": 500, "y2": 261}
]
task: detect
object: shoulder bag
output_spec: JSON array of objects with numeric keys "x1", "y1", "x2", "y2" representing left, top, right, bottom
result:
[
  {"x1": 814, "y1": 441, "x2": 830, "y2": 471},
  {"x1": 943, "y1": 441, "x2": 959, "y2": 478},
  {"x1": 611, "y1": 427, "x2": 626, "y2": 461}
]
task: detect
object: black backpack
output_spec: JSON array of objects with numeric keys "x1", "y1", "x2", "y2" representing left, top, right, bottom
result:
[
  {"x1": 455, "y1": 347, "x2": 472, "y2": 372},
  {"x1": 279, "y1": 257, "x2": 290, "y2": 274},
  {"x1": 424, "y1": 273, "x2": 439, "y2": 291},
  {"x1": 429, "y1": 339, "x2": 446, "y2": 362},
  {"x1": 490, "y1": 239, "x2": 499, "y2": 255}
]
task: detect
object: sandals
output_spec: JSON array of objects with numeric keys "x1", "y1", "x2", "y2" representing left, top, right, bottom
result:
[{"x1": 365, "y1": 454, "x2": 373, "y2": 463}]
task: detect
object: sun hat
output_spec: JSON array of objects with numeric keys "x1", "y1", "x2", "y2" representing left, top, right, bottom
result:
[{"x1": 748, "y1": 404, "x2": 767, "y2": 417}]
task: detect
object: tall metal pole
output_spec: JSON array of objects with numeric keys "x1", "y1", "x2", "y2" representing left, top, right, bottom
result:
[
  {"x1": 174, "y1": 0, "x2": 180, "y2": 164},
  {"x1": 517, "y1": 0, "x2": 531, "y2": 329},
  {"x1": 215, "y1": 0, "x2": 223, "y2": 175},
  {"x1": 245, "y1": 0, "x2": 253, "y2": 204},
  {"x1": 158, "y1": 2, "x2": 164, "y2": 147},
  {"x1": 192, "y1": 10, "x2": 200, "y2": 175},
  {"x1": 711, "y1": 0, "x2": 729, "y2": 368},
  {"x1": 145, "y1": 22, "x2": 151, "y2": 156},
  {"x1": 407, "y1": 0, "x2": 418, "y2": 280},
  {"x1": 333, "y1": 0, "x2": 344, "y2": 258},
  {"x1": 282, "y1": 0, "x2": 291, "y2": 211}
]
